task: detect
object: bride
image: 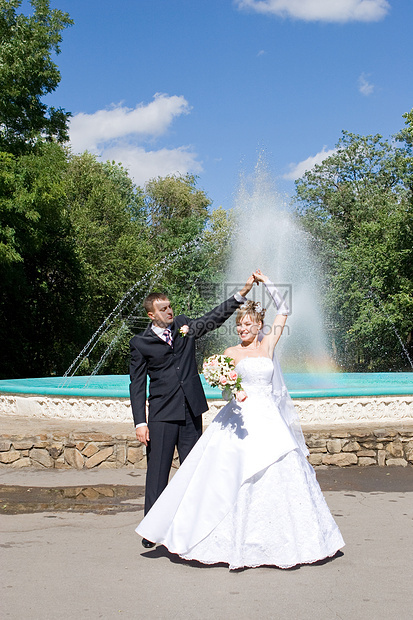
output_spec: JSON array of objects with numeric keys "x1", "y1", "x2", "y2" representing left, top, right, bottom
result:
[{"x1": 136, "y1": 271, "x2": 344, "y2": 570}]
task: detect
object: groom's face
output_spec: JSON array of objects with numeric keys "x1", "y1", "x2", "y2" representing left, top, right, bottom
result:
[{"x1": 148, "y1": 298, "x2": 174, "y2": 328}]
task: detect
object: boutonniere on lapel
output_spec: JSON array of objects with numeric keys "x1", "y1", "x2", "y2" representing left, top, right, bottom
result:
[{"x1": 179, "y1": 325, "x2": 189, "y2": 337}]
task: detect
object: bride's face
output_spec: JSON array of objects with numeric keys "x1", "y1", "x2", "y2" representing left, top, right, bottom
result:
[{"x1": 237, "y1": 315, "x2": 262, "y2": 343}]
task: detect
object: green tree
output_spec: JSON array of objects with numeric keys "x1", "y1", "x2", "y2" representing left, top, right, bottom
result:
[
  {"x1": 141, "y1": 174, "x2": 235, "y2": 368},
  {"x1": 398, "y1": 107, "x2": 413, "y2": 147},
  {"x1": 0, "y1": 142, "x2": 84, "y2": 378},
  {"x1": 0, "y1": 0, "x2": 73, "y2": 153},
  {"x1": 294, "y1": 130, "x2": 413, "y2": 371},
  {"x1": 64, "y1": 153, "x2": 152, "y2": 374}
]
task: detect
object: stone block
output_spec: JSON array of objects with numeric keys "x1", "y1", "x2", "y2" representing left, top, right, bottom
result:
[
  {"x1": 309, "y1": 447, "x2": 327, "y2": 453},
  {"x1": 357, "y1": 450, "x2": 376, "y2": 457},
  {"x1": 361, "y1": 441, "x2": 383, "y2": 450},
  {"x1": 127, "y1": 447, "x2": 143, "y2": 464},
  {"x1": 352, "y1": 431, "x2": 373, "y2": 439},
  {"x1": 11, "y1": 457, "x2": 31, "y2": 468},
  {"x1": 116, "y1": 444, "x2": 127, "y2": 465},
  {"x1": 49, "y1": 443, "x2": 63, "y2": 459},
  {"x1": 51, "y1": 431, "x2": 67, "y2": 441},
  {"x1": 308, "y1": 453, "x2": 323, "y2": 466},
  {"x1": 82, "y1": 443, "x2": 99, "y2": 458},
  {"x1": 406, "y1": 448, "x2": 413, "y2": 463},
  {"x1": 76, "y1": 441, "x2": 87, "y2": 451},
  {"x1": 115, "y1": 433, "x2": 136, "y2": 441},
  {"x1": 127, "y1": 441, "x2": 141, "y2": 448},
  {"x1": 377, "y1": 450, "x2": 386, "y2": 467},
  {"x1": 98, "y1": 461, "x2": 117, "y2": 469},
  {"x1": 32, "y1": 440, "x2": 48, "y2": 449},
  {"x1": 326, "y1": 439, "x2": 342, "y2": 454},
  {"x1": 54, "y1": 456, "x2": 71, "y2": 469},
  {"x1": 322, "y1": 453, "x2": 358, "y2": 467},
  {"x1": 97, "y1": 487, "x2": 114, "y2": 497},
  {"x1": 342, "y1": 441, "x2": 361, "y2": 452},
  {"x1": 374, "y1": 431, "x2": 398, "y2": 440},
  {"x1": 12, "y1": 440, "x2": 34, "y2": 450},
  {"x1": 305, "y1": 437, "x2": 327, "y2": 449},
  {"x1": 85, "y1": 446, "x2": 114, "y2": 469},
  {"x1": 0, "y1": 440, "x2": 12, "y2": 452},
  {"x1": 386, "y1": 458, "x2": 408, "y2": 467},
  {"x1": 358, "y1": 457, "x2": 376, "y2": 466},
  {"x1": 330, "y1": 431, "x2": 350, "y2": 439},
  {"x1": 81, "y1": 487, "x2": 100, "y2": 500},
  {"x1": 30, "y1": 448, "x2": 54, "y2": 468},
  {"x1": 64, "y1": 448, "x2": 84, "y2": 469},
  {"x1": 386, "y1": 441, "x2": 404, "y2": 458},
  {"x1": 0, "y1": 449, "x2": 21, "y2": 464}
]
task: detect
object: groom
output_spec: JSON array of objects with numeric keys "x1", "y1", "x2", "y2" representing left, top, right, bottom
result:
[{"x1": 129, "y1": 276, "x2": 254, "y2": 546}]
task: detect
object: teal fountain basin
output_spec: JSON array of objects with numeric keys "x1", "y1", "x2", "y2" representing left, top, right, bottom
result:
[{"x1": 0, "y1": 372, "x2": 412, "y2": 399}]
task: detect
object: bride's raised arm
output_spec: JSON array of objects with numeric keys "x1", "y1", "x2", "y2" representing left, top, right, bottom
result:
[{"x1": 254, "y1": 270, "x2": 289, "y2": 358}]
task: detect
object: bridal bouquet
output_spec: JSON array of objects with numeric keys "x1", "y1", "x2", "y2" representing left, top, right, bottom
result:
[{"x1": 202, "y1": 354, "x2": 245, "y2": 401}]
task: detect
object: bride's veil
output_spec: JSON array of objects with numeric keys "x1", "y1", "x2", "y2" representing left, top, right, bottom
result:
[
  {"x1": 271, "y1": 351, "x2": 309, "y2": 457},
  {"x1": 258, "y1": 329, "x2": 308, "y2": 457}
]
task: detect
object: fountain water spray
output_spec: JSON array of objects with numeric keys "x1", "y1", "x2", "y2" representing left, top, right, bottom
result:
[{"x1": 227, "y1": 158, "x2": 333, "y2": 371}]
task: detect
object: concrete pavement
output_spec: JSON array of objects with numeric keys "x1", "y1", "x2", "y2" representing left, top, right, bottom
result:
[{"x1": 1, "y1": 467, "x2": 412, "y2": 619}]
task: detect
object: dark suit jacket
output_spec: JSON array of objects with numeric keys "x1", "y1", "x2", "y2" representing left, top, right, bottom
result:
[{"x1": 129, "y1": 296, "x2": 242, "y2": 426}]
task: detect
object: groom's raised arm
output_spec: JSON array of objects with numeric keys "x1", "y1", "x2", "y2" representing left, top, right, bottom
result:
[{"x1": 189, "y1": 275, "x2": 254, "y2": 339}]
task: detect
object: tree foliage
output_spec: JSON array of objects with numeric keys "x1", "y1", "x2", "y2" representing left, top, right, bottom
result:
[
  {"x1": 0, "y1": 142, "x2": 84, "y2": 377},
  {"x1": 0, "y1": 0, "x2": 72, "y2": 153},
  {"x1": 294, "y1": 130, "x2": 413, "y2": 371},
  {"x1": 0, "y1": 1, "x2": 235, "y2": 379},
  {"x1": 0, "y1": 145, "x2": 234, "y2": 377}
]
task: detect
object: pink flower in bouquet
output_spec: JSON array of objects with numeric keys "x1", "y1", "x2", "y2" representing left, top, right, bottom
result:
[
  {"x1": 235, "y1": 390, "x2": 248, "y2": 403},
  {"x1": 229, "y1": 370, "x2": 238, "y2": 381},
  {"x1": 219, "y1": 376, "x2": 228, "y2": 386}
]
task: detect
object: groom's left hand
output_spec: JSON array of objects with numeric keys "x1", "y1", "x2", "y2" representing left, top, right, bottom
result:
[{"x1": 238, "y1": 274, "x2": 255, "y2": 298}]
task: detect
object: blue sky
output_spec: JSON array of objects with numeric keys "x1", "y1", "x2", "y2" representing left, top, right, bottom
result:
[{"x1": 31, "y1": 0, "x2": 413, "y2": 209}]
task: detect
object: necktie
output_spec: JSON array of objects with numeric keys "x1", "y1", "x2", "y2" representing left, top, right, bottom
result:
[{"x1": 163, "y1": 328, "x2": 173, "y2": 346}]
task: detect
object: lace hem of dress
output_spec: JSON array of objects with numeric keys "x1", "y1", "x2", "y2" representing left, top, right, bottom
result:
[{"x1": 177, "y1": 548, "x2": 342, "y2": 571}]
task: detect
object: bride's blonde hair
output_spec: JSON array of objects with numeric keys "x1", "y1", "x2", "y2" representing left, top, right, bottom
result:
[{"x1": 236, "y1": 300, "x2": 266, "y2": 325}]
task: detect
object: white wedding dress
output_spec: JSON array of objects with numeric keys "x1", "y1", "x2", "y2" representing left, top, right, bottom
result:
[{"x1": 136, "y1": 357, "x2": 344, "y2": 570}]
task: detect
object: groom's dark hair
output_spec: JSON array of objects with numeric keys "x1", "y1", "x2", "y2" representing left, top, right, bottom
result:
[{"x1": 143, "y1": 292, "x2": 169, "y2": 314}]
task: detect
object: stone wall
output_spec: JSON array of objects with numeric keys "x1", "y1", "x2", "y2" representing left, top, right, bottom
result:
[
  {"x1": 303, "y1": 427, "x2": 413, "y2": 467},
  {"x1": 0, "y1": 429, "x2": 146, "y2": 470},
  {"x1": 1, "y1": 422, "x2": 412, "y2": 469}
]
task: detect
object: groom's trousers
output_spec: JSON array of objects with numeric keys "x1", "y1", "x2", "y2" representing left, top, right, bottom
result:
[{"x1": 144, "y1": 401, "x2": 202, "y2": 514}]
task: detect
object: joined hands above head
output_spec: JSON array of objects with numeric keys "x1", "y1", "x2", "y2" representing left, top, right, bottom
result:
[
  {"x1": 238, "y1": 270, "x2": 268, "y2": 298},
  {"x1": 252, "y1": 269, "x2": 269, "y2": 285}
]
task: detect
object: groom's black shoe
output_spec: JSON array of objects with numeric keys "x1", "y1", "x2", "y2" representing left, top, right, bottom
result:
[{"x1": 142, "y1": 538, "x2": 156, "y2": 549}]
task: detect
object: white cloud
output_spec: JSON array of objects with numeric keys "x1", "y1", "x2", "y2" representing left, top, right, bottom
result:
[
  {"x1": 236, "y1": 0, "x2": 390, "y2": 23},
  {"x1": 358, "y1": 72, "x2": 375, "y2": 96},
  {"x1": 69, "y1": 93, "x2": 191, "y2": 153},
  {"x1": 283, "y1": 146, "x2": 336, "y2": 180},
  {"x1": 102, "y1": 144, "x2": 202, "y2": 187},
  {"x1": 68, "y1": 93, "x2": 202, "y2": 184}
]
